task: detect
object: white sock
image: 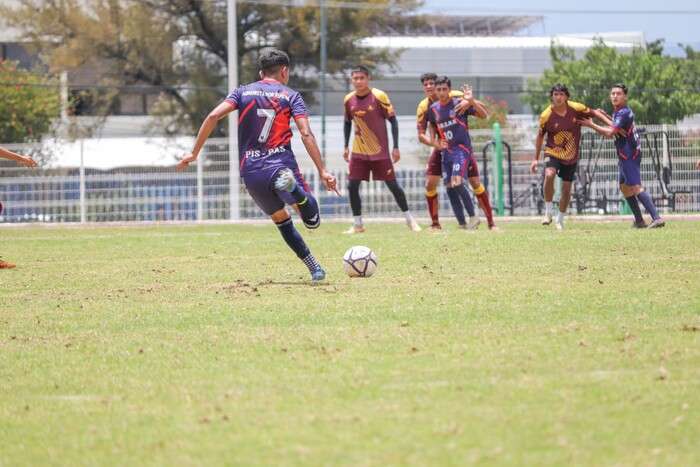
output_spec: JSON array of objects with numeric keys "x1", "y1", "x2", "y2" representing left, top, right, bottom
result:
[
  {"x1": 354, "y1": 216, "x2": 363, "y2": 227},
  {"x1": 557, "y1": 211, "x2": 565, "y2": 223},
  {"x1": 404, "y1": 211, "x2": 414, "y2": 222},
  {"x1": 546, "y1": 202, "x2": 554, "y2": 216}
]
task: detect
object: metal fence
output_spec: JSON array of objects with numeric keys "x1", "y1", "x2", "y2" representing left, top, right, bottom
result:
[{"x1": 2, "y1": 120, "x2": 699, "y2": 224}]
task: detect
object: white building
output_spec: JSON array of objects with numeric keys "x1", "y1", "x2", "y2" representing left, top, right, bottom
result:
[{"x1": 309, "y1": 16, "x2": 646, "y2": 116}]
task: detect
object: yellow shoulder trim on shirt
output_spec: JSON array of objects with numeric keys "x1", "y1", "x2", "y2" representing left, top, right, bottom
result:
[
  {"x1": 371, "y1": 88, "x2": 392, "y2": 105},
  {"x1": 568, "y1": 101, "x2": 590, "y2": 112},
  {"x1": 539, "y1": 106, "x2": 553, "y2": 127},
  {"x1": 343, "y1": 91, "x2": 356, "y2": 105},
  {"x1": 417, "y1": 97, "x2": 431, "y2": 116}
]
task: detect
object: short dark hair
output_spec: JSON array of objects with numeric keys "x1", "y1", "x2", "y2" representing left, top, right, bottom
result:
[
  {"x1": 420, "y1": 73, "x2": 438, "y2": 84},
  {"x1": 260, "y1": 49, "x2": 290, "y2": 75},
  {"x1": 435, "y1": 75, "x2": 451, "y2": 87},
  {"x1": 549, "y1": 83, "x2": 570, "y2": 98},
  {"x1": 611, "y1": 82, "x2": 628, "y2": 94},
  {"x1": 350, "y1": 65, "x2": 370, "y2": 77}
]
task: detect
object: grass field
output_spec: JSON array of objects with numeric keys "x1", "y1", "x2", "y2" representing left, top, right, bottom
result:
[{"x1": 2, "y1": 219, "x2": 699, "y2": 466}]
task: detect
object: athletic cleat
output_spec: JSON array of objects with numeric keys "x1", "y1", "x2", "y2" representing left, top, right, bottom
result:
[
  {"x1": 542, "y1": 214, "x2": 553, "y2": 225},
  {"x1": 488, "y1": 223, "x2": 500, "y2": 231},
  {"x1": 311, "y1": 267, "x2": 326, "y2": 281},
  {"x1": 647, "y1": 218, "x2": 666, "y2": 229},
  {"x1": 631, "y1": 220, "x2": 648, "y2": 229},
  {"x1": 468, "y1": 216, "x2": 481, "y2": 230},
  {"x1": 343, "y1": 225, "x2": 365, "y2": 234},
  {"x1": 555, "y1": 220, "x2": 564, "y2": 230},
  {"x1": 407, "y1": 219, "x2": 422, "y2": 232},
  {"x1": 0, "y1": 258, "x2": 16, "y2": 269},
  {"x1": 274, "y1": 168, "x2": 296, "y2": 192},
  {"x1": 427, "y1": 223, "x2": 442, "y2": 230}
]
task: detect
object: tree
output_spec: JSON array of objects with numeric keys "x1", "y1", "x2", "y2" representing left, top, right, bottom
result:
[
  {"x1": 1, "y1": 0, "x2": 425, "y2": 137},
  {"x1": 0, "y1": 58, "x2": 62, "y2": 147},
  {"x1": 521, "y1": 38, "x2": 700, "y2": 124}
]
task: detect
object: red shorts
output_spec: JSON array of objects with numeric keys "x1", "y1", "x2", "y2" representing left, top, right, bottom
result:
[
  {"x1": 425, "y1": 149, "x2": 442, "y2": 177},
  {"x1": 348, "y1": 156, "x2": 397, "y2": 181}
]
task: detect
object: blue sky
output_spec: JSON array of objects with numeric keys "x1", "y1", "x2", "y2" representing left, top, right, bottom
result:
[{"x1": 420, "y1": 0, "x2": 700, "y2": 56}]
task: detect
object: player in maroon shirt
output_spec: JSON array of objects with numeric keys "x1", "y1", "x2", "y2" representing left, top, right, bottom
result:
[
  {"x1": 343, "y1": 65, "x2": 421, "y2": 234},
  {"x1": 529, "y1": 83, "x2": 599, "y2": 230}
]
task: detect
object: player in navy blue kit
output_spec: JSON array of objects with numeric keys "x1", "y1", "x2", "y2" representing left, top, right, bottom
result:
[
  {"x1": 579, "y1": 83, "x2": 665, "y2": 228},
  {"x1": 179, "y1": 49, "x2": 340, "y2": 280},
  {"x1": 427, "y1": 76, "x2": 498, "y2": 230}
]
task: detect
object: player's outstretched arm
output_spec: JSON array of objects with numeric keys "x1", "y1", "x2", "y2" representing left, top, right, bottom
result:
[
  {"x1": 179, "y1": 101, "x2": 233, "y2": 171},
  {"x1": 471, "y1": 99, "x2": 489, "y2": 120},
  {"x1": 295, "y1": 116, "x2": 341, "y2": 196},
  {"x1": 0, "y1": 146, "x2": 37, "y2": 169},
  {"x1": 578, "y1": 118, "x2": 620, "y2": 138},
  {"x1": 594, "y1": 108, "x2": 613, "y2": 126}
]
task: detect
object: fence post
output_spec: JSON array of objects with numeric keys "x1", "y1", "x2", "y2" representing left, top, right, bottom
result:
[
  {"x1": 197, "y1": 152, "x2": 204, "y2": 221},
  {"x1": 493, "y1": 123, "x2": 504, "y2": 215},
  {"x1": 80, "y1": 139, "x2": 86, "y2": 223}
]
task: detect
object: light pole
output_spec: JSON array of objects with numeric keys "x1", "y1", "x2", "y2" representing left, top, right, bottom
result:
[{"x1": 228, "y1": 0, "x2": 239, "y2": 220}]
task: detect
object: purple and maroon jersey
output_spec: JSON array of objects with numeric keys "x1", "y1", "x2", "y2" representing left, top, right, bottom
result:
[
  {"x1": 538, "y1": 101, "x2": 596, "y2": 165},
  {"x1": 427, "y1": 97, "x2": 477, "y2": 157},
  {"x1": 344, "y1": 88, "x2": 395, "y2": 160},
  {"x1": 224, "y1": 78, "x2": 307, "y2": 175},
  {"x1": 416, "y1": 90, "x2": 463, "y2": 134},
  {"x1": 611, "y1": 105, "x2": 641, "y2": 160}
]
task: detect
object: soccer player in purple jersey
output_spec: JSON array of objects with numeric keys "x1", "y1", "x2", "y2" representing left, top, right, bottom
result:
[
  {"x1": 416, "y1": 72, "x2": 464, "y2": 230},
  {"x1": 0, "y1": 145, "x2": 38, "y2": 269},
  {"x1": 579, "y1": 83, "x2": 665, "y2": 228},
  {"x1": 179, "y1": 49, "x2": 340, "y2": 281},
  {"x1": 342, "y1": 65, "x2": 421, "y2": 234},
  {"x1": 427, "y1": 76, "x2": 499, "y2": 230}
]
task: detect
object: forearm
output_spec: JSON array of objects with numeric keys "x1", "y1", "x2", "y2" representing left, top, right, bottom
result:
[
  {"x1": 586, "y1": 122, "x2": 616, "y2": 138},
  {"x1": 533, "y1": 135, "x2": 544, "y2": 160},
  {"x1": 418, "y1": 132, "x2": 433, "y2": 147},
  {"x1": 389, "y1": 116, "x2": 399, "y2": 149},
  {"x1": 191, "y1": 114, "x2": 221, "y2": 157},
  {"x1": 472, "y1": 99, "x2": 488, "y2": 119},
  {"x1": 594, "y1": 109, "x2": 613, "y2": 126},
  {"x1": 0, "y1": 147, "x2": 24, "y2": 162},
  {"x1": 343, "y1": 120, "x2": 352, "y2": 148}
]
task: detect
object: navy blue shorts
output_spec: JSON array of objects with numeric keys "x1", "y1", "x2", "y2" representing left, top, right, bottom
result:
[
  {"x1": 243, "y1": 166, "x2": 310, "y2": 216},
  {"x1": 618, "y1": 157, "x2": 642, "y2": 186},
  {"x1": 441, "y1": 149, "x2": 478, "y2": 184}
]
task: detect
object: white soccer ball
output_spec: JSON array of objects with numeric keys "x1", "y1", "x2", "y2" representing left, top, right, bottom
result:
[{"x1": 342, "y1": 245, "x2": 377, "y2": 277}]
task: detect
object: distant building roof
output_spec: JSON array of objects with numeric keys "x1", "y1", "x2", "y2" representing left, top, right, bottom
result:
[
  {"x1": 371, "y1": 15, "x2": 543, "y2": 37},
  {"x1": 361, "y1": 34, "x2": 645, "y2": 50}
]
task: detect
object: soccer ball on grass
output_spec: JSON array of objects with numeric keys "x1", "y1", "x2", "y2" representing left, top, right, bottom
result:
[{"x1": 342, "y1": 245, "x2": 377, "y2": 277}]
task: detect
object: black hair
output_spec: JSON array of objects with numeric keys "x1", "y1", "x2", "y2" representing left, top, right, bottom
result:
[
  {"x1": 611, "y1": 83, "x2": 628, "y2": 94},
  {"x1": 549, "y1": 83, "x2": 570, "y2": 98},
  {"x1": 420, "y1": 73, "x2": 438, "y2": 84},
  {"x1": 435, "y1": 75, "x2": 451, "y2": 87},
  {"x1": 260, "y1": 49, "x2": 290, "y2": 75},
  {"x1": 350, "y1": 65, "x2": 370, "y2": 76}
]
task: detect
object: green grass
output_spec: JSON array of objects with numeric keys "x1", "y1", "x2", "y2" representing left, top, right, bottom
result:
[{"x1": 1, "y1": 220, "x2": 699, "y2": 466}]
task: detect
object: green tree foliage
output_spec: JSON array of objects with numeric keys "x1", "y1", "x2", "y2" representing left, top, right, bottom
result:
[
  {"x1": 2, "y1": 0, "x2": 424, "y2": 136},
  {"x1": 0, "y1": 58, "x2": 61, "y2": 144},
  {"x1": 521, "y1": 38, "x2": 700, "y2": 124}
]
